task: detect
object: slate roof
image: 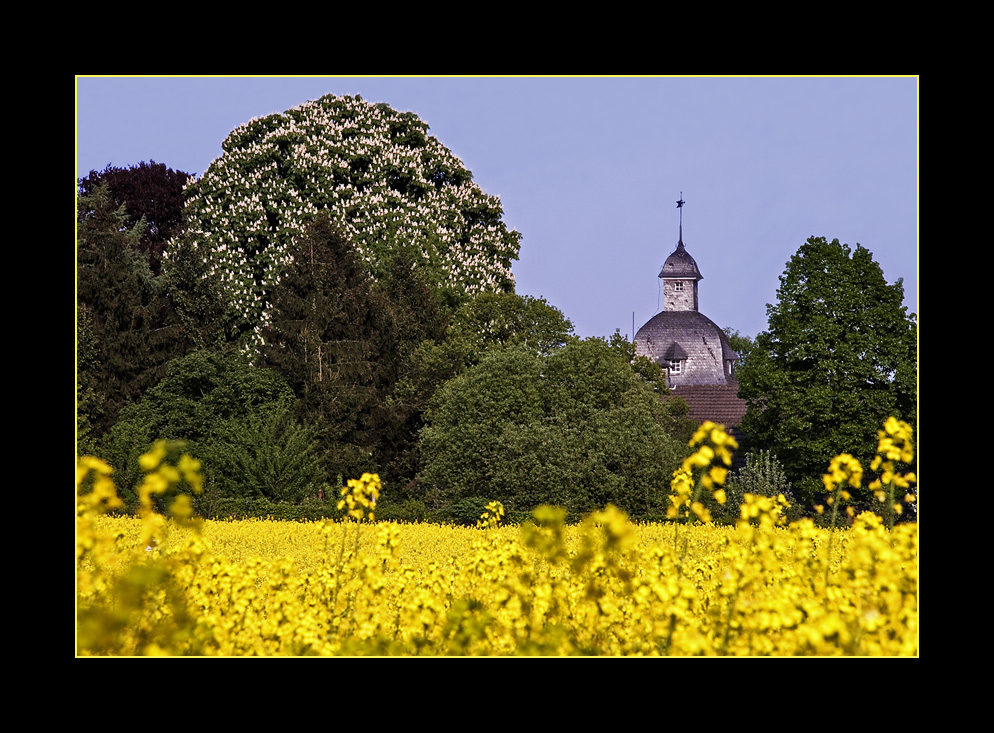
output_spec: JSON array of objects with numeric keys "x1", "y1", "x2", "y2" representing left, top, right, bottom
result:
[
  {"x1": 634, "y1": 311, "x2": 738, "y2": 386},
  {"x1": 658, "y1": 242, "x2": 703, "y2": 280}
]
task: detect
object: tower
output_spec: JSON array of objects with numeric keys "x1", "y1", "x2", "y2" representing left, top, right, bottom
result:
[
  {"x1": 634, "y1": 196, "x2": 738, "y2": 389},
  {"x1": 660, "y1": 241, "x2": 702, "y2": 312}
]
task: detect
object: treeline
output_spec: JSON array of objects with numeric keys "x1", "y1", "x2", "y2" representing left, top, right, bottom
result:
[
  {"x1": 79, "y1": 94, "x2": 917, "y2": 523},
  {"x1": 77, "y1": 161, "x2": 694, "y2": 522}
]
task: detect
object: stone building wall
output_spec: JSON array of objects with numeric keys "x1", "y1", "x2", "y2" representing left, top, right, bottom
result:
[{"x1": 663, "y1": 278, "x2": 698, "y2": 311}]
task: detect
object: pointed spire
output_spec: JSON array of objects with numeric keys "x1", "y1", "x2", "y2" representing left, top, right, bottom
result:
[{"x1": 659, "y1": 192, "x2": 702, "y2": 289}]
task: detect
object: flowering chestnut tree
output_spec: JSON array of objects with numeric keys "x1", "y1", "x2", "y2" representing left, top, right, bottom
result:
[{"x1": 166, "y1": 94, "x2": 521, "y2": 346}]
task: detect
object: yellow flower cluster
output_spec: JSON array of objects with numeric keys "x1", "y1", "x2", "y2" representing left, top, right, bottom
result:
[
  {"x1": 819, "y1": 418, "x2": 917, "y2": 528},
  {"x1": 476, "y1": 501, "x2": 505, "y2": 530},
  {"x1": 823, "y1": 453, "x2": 863, "y2": 493},
  {"x1": 337, "y1": 473, "x2": 381, "y2": 522},
  {"x1": 739, "y1": 492, "x2": 791, "y2": 527},
  {"x1": 77, "y1": 419, "x2": 917, "y2": 656},
  {"x1": 76, "y1": 456, "x2": 121, "y2": 516},
  {"x1": 667, "y1": 421, "x2": 737, "y2": 523},
  {"x1": 868, "y1": 417, "x2": 917, "y2": 525},
  {"x1": 77, "y1": 504, "x2": 917, "y2": 656},
  {"x1": 76, "y1": 457, "x2": 123, "y2": 599},
  {"x1": 873, "y1": 416, "x2": 915, "y2": 466}
]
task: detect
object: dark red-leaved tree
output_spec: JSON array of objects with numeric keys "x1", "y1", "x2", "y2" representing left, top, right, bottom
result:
[{"x1": 78, "y1": 161, "x2": 191, "y2": 273}]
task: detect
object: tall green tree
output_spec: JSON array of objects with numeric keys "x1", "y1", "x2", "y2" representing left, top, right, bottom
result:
[
  {"x1": 261, "y1": 215, "x2": 398, "y2": 481},
  {"x1": 371, "y1": 248, "x2": 450, "y2": 487},
  {"x1": 736, "y1": 236, "x2": 917, "y2": 509},
  {"x1": 385, "y1": 292, "x2": 579, "y2": 493},
  {"x1": 400, "y1": 292, "x2": 575, "y2": 408},
  {"x1": 77, "y1": 183, "x2": 186, "y2": 439}
]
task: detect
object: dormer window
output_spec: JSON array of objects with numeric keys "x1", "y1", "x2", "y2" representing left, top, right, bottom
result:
[{"x1": 669, "y1": 359, "x2": 683, "y2": 374}]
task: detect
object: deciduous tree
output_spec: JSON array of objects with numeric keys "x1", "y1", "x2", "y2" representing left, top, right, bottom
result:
[
  {"x1": 79, "y1": 161, "x2": 191, "y2": 274},
  {"x1": 736, "y1": 236, "x2": 917, "y2": 509},
  {"x1": 400, "y1": 292, "x2": 575, "y2": 409},
  {"x1": 171, "y1": 95, "x2": 521, "y2": 346},
  {"x1": 419, "y1": 339, "x2": 686, "y2": 517}
]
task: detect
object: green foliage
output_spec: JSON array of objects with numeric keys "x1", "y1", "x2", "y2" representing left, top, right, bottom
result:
[
  {"x1": 159, "y1": 226, "x2": 227, "y2": 351},
  {"x1": 445, "y1": 292, "x2": 575, "y2": 358},
  {"x1": 370, "y1": 249, "x2": 451, "y2": 486},
  {"x1": 101, "y1": 349, "x2": 325, "y2": 507},
  {"x1": 372, "y1": 499, "x2": 428, "y2": 524},
  {"x1": 76, "y1": 315, "x2": 101, "y2": 457},
  {"x1": 399, "y1": 292, "x2": 575, "y2": 409},
  {"x1": 607, "y1": 330, "x2": 667, "y2": 392},
  {"x1": 446, "y1": 496, "x2": 494, "y2": 526},
  {"x1": 386, "y1": 292, "x2": 576, "y2": 490},
  {"x1": 606, "y1": 329, "x2": 694, "y2": 441},
  {"x1": 720, "y1": 450, "x2": 798, "y2": 524},
  {"x1": 737, "y1": 237, "x2": 917, "y2": 509},
  {"x1": 207, "y1": 497, "x2": 339, "y2": 522},
  {"x1": 722, "y1": 327, "x2": 755, "y2": 371},
  {"x1": 261, "y1": 216, "x2": 398, "y2": 482},
  {"x1": 77, "y1": 182, "x2": 188, "y2": 439},
  {"x1": 210, "y1": 407, "x2": 326, "y2": 504},
  {"x1": 170, "y1": 94, "x2": 521, "y2": 347},
  {"x1": 419, "y1": 339, "x2": 686, "y2": 517}
]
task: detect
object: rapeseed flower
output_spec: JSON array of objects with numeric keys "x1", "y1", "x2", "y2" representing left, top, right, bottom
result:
[
  {"x1": 78, "y1": 420, "x2": 916, "y2": 656},
  {"x1": 671, "y1": 422, "x2": 737, "y2": 522},
  {"x1": 867, "y1": 417, "x2": 916, "y2": 528}
]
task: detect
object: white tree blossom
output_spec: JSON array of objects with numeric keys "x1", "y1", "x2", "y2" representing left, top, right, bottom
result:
[{"x1": 165, "y1": 94, "x2": 521, "y2": 346}]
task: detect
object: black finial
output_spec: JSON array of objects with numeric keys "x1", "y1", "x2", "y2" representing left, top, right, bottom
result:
[{"x1": 676, "y1": 193, "x2": 685, "y2": 245}]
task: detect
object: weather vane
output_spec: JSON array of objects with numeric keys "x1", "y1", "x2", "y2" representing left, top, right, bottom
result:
[{"x1": 676, "y1": 193, "x2": 685, "y2": 244}]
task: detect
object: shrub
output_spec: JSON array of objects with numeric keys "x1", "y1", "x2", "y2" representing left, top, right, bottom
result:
[
  {"x1": 419, "y1": 340, "x2": 685, "y2": 517},
  {"x1": 722, "y1": 450, "x2": 798, "y2": 523},
  {"x1": 102, "y1": 349, "x2": 327, "y2": 507}
]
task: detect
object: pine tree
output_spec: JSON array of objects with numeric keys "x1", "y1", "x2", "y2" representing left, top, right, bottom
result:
[
  {"x1": 371, "y1": 248, "x2": 450, "y2": 488},
  {"x1": 262, "y1": 215, "x2": 398, "y2": 480},
  {"x1": 77, "y1": 183, "x2": 186, "y2": 439}
]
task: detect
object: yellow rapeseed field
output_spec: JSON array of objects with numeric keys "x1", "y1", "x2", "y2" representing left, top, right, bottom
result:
[{"x1": 76, "y1": 421, "x2": 918, "y2": 656}]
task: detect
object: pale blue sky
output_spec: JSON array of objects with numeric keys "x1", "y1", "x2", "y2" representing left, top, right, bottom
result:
[{"x1": 76, "y1": 76, "x2": 918, "y2": 341}]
